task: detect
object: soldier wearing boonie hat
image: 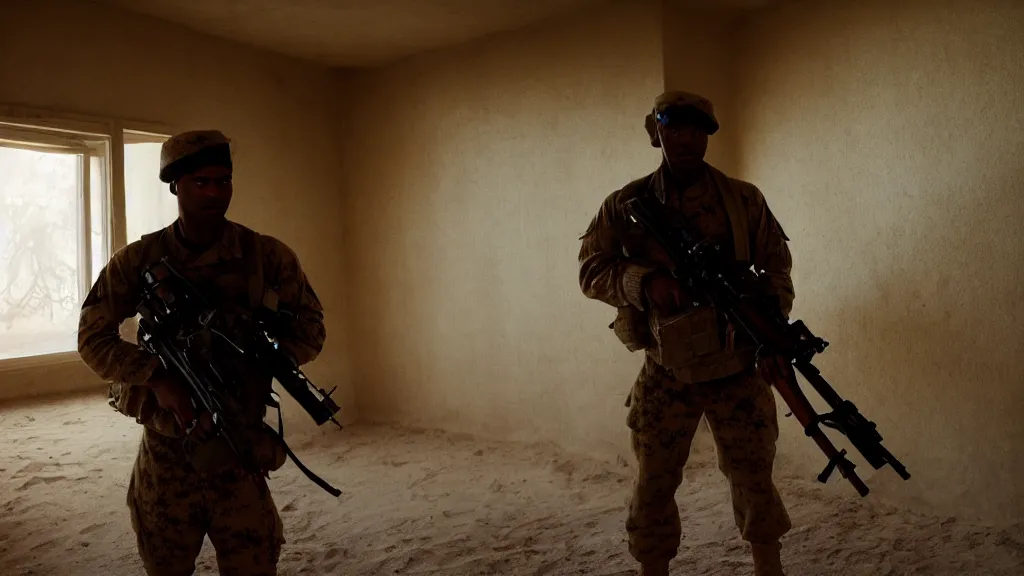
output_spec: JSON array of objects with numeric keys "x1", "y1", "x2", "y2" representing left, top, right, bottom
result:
[
  {"x1": 578, "y1": 91, "x2": 796, "y2": 575},
  {"x1": 78, "y1": 129, "x2": 329, "y2": 575}
]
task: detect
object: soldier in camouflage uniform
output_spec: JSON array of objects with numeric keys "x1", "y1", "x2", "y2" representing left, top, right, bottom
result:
[
  {"x1": 578, "y1": 92, "x2": 795, "y2": 576},
  {"x1": 78, "y1": 130, "x2": 326, "y2": 576}
]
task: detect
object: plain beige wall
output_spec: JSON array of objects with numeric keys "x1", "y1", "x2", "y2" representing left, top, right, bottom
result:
[
  {"x1": 732, "y1": 0, "x2": 1024, "y2": 523},
  {"x1": 0, "y1": 0, "x2": 354, "y2": 433},
  {"x1": 662, "y1": 1, "x2": 739, "y2": 175},
  {"x1": 339, "y1": 0, "x2": 665, "y2": 458}
]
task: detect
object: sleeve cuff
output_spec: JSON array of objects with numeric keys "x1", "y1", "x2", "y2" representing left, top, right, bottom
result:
[{"x1": 622, "y1": 263, "x2": 656, "y2": 311}]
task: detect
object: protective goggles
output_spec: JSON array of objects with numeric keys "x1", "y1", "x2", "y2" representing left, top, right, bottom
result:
[{"x1": 654, "y1": 105, "x2": 716, "y2": 134}]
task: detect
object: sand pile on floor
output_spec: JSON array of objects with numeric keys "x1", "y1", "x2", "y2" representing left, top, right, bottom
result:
[{"x1": 1, "y1": 392, "x2": 1021, "y2": 575}]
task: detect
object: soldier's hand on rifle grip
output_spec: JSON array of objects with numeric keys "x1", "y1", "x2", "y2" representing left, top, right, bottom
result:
[
  {"x1": 146, "y1": 369, "x2": 211, "y2": 438},
  {"x1": 643, "y1": 269, "x2": 687, "y2": 313},
  {"x1": 189, "y1": 412, "x2": 216, "y2": 441}
]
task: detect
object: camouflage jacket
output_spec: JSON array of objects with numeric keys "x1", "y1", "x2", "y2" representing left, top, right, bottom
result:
[
  {"x1": 78, "y1": 220, "x2": 326, "y2": 436},
  {"x1": 578, "y1": 162, "x2": 793, "y2": 383}
]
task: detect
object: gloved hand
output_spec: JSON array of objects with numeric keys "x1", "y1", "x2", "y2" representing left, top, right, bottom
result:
[
  {"x1": 643, "y1": 269, "x2": 689, "y2": 313},
  {"x1": 147, "y1": 368, "x2": 215, "y2": 440}
]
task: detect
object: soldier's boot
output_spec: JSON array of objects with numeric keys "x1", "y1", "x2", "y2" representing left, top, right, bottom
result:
[
  {"x1": 639, "y1": 561, "x2": 670, "y2": 576},
  {"x1": 751, "y1": 542, "x2": 785, "y2": 576}
]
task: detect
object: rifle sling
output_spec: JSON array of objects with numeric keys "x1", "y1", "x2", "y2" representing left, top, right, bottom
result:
[{"x1": 268, "y1": 395, "x2": 342, "y2": 497}]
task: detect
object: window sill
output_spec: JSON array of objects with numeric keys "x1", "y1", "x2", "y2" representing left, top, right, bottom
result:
[
  {"x1": 0, "y1": 351, "x2": 84, "y2": 372},
  {"x1": 0, "y1": 352, "x2": 105, "y2": 403}
]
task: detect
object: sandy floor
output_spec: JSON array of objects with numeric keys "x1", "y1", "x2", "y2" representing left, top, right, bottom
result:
[{"x1": 0, "y1": 392, "x2": 1021, "y2": 576}]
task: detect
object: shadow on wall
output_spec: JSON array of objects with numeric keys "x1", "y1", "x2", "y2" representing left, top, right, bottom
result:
[
  {"x1": 338, "y1": 72, "x2": 441, "y2": 424},
  {"x1": 335, "y1": 0, "x2": 667, "y2": 459},
  {"x1": 332, "y1": 0, "x2": 1022, "y2": 527},
  {"x1": 769, "y1": 141, "x2": 1024, "y2": 526},
  {"x1": 728, "y1": 0, "x2": 1024, "y2": 526}
]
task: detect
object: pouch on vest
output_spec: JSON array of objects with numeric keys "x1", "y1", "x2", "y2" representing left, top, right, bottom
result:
[
  {"x1": 609, "y1": 305, "x2": 653, "y2": 352},
  {"x1": 187, "y1": 422, "x2": 287, "y2": 474},
  {"x1": 647, "y1": 305, "x2": 721, "y2": 371}
]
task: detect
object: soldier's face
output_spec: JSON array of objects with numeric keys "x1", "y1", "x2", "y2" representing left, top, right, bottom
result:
[
  {"x1": 658, "y1": 122, "x2": 708, "y2": 169},
  {"x1": 175, "y1": 166, "x2": 233, "y2": 221}
]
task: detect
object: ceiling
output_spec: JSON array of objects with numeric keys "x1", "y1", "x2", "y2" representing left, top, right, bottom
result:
[{"x1": 91, "y1": 0, "x2": 775, "y2": 68}]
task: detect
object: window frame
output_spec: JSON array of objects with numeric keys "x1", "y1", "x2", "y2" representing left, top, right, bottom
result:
[{"x1": 0, "y1": 103, "x2": 176, "y2": 371}]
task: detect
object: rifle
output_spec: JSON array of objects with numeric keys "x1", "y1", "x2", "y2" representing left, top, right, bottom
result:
[
  {"x1": 624, "y1": 197, "x2": 910, "y2": 496},
  {"x1": 135, "y1": 257, "x2": 343, "y2": 497}
]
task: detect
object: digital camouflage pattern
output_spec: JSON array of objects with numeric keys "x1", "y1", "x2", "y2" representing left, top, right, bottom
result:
[
  {"x1": 578, "y1": 126, "x2": 795, "y2": 567},
  {"x1": 128, "y1": 430, "x2": 284, "y2": 576},
  {"x1": 78, "y1": 219, "x2": 326, "y2": 575},
  {"x1": 625, "y1": 357, "x2": 792, "y2": 563}
]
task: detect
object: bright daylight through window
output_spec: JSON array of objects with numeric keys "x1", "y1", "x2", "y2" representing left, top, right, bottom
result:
[
  {"x1": 119, "y1": 130, "x2": 175, "y2": 343},
  {"x1": 124, "y1": 131, "x2": 176, "y2": 245},
  {"x1": 0, "y1": 124, "x2": 173, "y2": 361},
  {"x1": 0, "y1": 123, "x2": 111, "y2": 360}
]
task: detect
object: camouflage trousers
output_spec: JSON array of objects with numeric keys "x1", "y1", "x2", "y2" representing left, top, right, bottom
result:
[
  {"x1": 126, "y1": 428, "x2": 285, "y2": 576},
  {"x1": 625, "y1": 357, "x2": 792, "y2": 564}
]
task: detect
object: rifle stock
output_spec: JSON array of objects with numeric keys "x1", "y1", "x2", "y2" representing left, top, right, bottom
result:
[{"x1": 623, "y1": 197, "x2": 910, "y2": 496}]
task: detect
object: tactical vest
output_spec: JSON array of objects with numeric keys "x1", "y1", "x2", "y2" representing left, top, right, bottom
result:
[
  {"x1": 109, "y1": 223, "x2": 269, "y2": 430},
  {"x1": 612, "y1": 167, "x2": 759, "y2": 384}
]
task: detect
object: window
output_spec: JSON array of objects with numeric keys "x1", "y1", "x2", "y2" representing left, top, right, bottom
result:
[
  {"x1": 116, "y1": 130, "x2": 175, "y2": 346},
  {"x1": 0, "y1": 123, "x2": 111, "y2": 360},
  {"x1": 0, "y1": 110, "x2": 180, "y2": 363},
  {"x1": 124, "y1": 130, "x2": 176, "y2": 244}
]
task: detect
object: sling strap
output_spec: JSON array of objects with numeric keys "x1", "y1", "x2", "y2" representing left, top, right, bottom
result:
[
  {"x1": 267, "y1": 392, "x2": 342, "y2": 497},
  {"x1": 238, "y1": 226, "x2": 342, "y2": 498}
]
